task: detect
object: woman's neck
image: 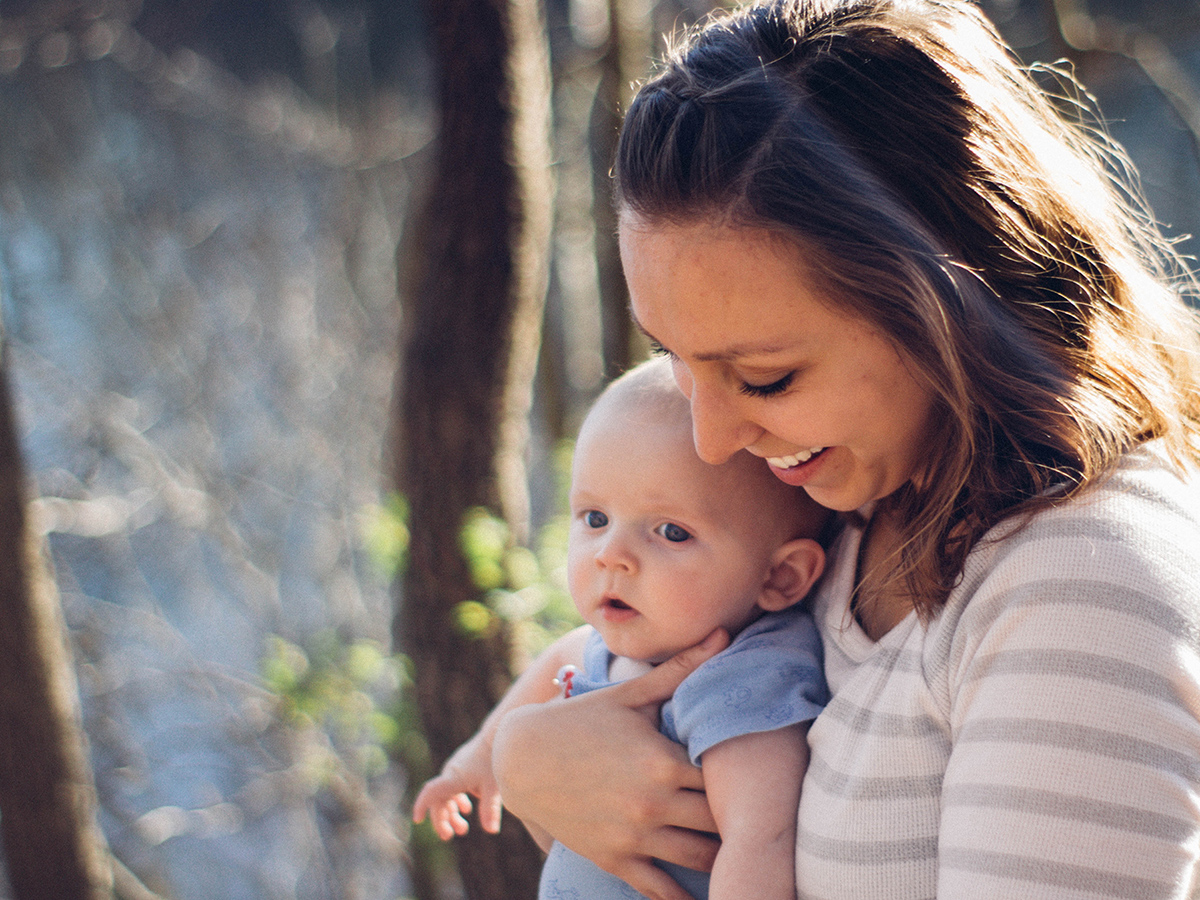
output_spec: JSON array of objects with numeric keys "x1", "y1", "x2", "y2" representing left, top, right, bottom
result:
[{"x1": 854, "y1": 507, "x2": 917, "y2": 641}]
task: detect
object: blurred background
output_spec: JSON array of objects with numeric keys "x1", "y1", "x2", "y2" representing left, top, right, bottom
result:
[{"x1": 0, "y1": 1, "x2": 1196, "y2": 898}]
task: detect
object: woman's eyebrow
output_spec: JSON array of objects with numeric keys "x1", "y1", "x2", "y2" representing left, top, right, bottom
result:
[
  {"x1": 630, "y1": 314, "x2": 683, "y2": 356},
  {"x1": 630, "y1": 313, "x2": 789, "y2": 363}
]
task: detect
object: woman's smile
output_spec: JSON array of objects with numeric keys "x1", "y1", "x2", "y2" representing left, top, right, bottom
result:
[
  {"x1": 762, "y1": 446, "x2": 831, "y2": 488},
  {"x1": 765, "y1": 447, "x2": 826, "y2": 469}
]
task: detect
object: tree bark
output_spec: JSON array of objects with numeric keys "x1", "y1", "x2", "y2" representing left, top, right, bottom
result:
[
  {"x1": 0, "y1": 339, "x2": 114, "y2": 899},
  {"x1": 394, "y1": 0, "x2": 554, "y2": 896},
  {"x1": 592, "y1": 0, "x2": 653, "y2": 380}
]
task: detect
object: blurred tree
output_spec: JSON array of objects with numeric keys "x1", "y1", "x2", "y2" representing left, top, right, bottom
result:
[
  {"x1": 1038, "y1": 0, "x2": 1200, "y2": 150},
  {"x1": 393, "y1": 0, "x2": 554, "y2": 898},
  {"x1": 982, "y1": 0, "x2": 1200, "y2": 264},
  {"x1": 591, "y1": 0, "x2": 653, "y2": 381},
  {"x1": 0, "y1": 331, "x2": 113, "y2": 899}
]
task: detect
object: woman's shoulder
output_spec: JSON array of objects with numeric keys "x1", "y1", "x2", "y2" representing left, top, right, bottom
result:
[
  {"x1": 970, "y1": 444, "x2": 1198, "y2": 588},
  {"x1": 927, "y1": 445, "x2": 1200, "y2": 680},
  {"x1": 1076, "y1": 442, "x2": 1199, "y2": 527}
]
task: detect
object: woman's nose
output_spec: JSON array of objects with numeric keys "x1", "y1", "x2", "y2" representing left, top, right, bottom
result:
[{"x1": 687, "y1": 379, "x2": 762, "y2": 465}]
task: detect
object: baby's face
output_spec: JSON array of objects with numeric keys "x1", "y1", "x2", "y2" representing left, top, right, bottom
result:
[{"x1": 567, "y1": 406, "x2": 799, "y2": 663}]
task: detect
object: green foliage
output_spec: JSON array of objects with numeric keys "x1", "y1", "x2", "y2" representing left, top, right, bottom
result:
[
  {"x1": 261, "y1": 453, "x2": 583, "y2": 783},
  {"x1": 495, "y1": 510, "x2": 581, "y2": 663},
  {"x1": 456, "y1": 503, "x2": 580, "y2": 648},
  {"x1": 360, "y1": 493, "x2": 411, "y2": 580},
  {"x1": 260, "y1": 631, "x2": 409, "y2": 780},
  {"x1": 360, "y1": 438, "x2": 582, "y2": 657},
  {"x1": 257, "y1": 630, "x2": 443, "y2": 894},
  {"x1": 259, "y1": 444, "x2": 584, "y2": 892},
  {"x1": 459, "y1": 507, "x2": 511, "y2": 592},
  {"x1": 453, "y1": 440, "x2": 582, "y2": 658}
]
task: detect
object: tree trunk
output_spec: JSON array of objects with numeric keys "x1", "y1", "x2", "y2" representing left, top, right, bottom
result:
[
  {"x1": 0, "y1": 339, "x2": 114, "y2": 900},
  {"x1": 592, "y1": 0, "x2": 653, "y2": 380},
  {"x1": 394, "y1": 0, "x2": 554, "y2": 896}
]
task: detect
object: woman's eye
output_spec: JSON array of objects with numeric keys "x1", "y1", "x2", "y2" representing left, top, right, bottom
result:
[
  {"x1": 584, "y1": 510, "x2": 608, "y2": 529},
  {"x1": 648, "y1": 340, "x2": 677, "y2": 360},
  {"x1": 739, "y1": 372, "x2": 794, "y2": 398},
  {"x1": 657, "y1": 523, "x2": 692, "y2": 543}
]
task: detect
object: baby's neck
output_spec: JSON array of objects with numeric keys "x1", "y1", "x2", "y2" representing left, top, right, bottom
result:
[{"x1": 608, "y1": 654, "x2": 655, "y2": 683}]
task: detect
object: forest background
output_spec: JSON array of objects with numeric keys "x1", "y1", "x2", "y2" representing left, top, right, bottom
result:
[{"x1": 0, "y1": 0, "x2": 1197, "y2": 899}]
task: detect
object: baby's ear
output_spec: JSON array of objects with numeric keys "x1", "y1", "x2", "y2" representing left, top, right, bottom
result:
[{"x1": 758, "y1": 538, "x2": 826, "y2": 612}]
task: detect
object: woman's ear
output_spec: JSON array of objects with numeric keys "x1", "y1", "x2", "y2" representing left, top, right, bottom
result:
[{"x1": 758, "y1": 538, "x2": 826, "y2": 612}]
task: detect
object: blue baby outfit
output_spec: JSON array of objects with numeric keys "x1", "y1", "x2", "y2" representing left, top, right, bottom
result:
[{"x1": 537, "y1": 603, "x2": 829, "y2": 900}]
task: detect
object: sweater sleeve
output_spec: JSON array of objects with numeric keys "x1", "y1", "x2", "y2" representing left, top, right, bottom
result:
[{"x1": 935, "y1": 479, "x2": 1200, "y2": 899}]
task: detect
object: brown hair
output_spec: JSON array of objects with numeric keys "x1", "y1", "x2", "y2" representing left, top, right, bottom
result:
[{"x1": 614, "y1": 0, "x2": 1200, "y2": 614}]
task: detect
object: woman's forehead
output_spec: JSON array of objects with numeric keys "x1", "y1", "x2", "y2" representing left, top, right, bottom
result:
[{"x1": 621, "y1": 223, "x2": 855, "y2": 361}]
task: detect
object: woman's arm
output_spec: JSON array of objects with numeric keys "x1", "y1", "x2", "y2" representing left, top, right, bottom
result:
[
  {"x1": 492, "y1": 629, "x2": 730, "y2": 900},
  {"x1": 702, "y1": 724, "x2": 808, "y2": 900}
]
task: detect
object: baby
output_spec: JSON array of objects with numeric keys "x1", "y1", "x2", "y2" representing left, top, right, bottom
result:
[{"x1": 413, "y1": 358, "x2": 831, "y2": 900}]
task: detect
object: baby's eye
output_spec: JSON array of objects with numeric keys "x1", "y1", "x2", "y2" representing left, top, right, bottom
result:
[
  {"x1": 656, "y1": 522, "x2": 692, "y2": 543},
  {"x1": 584, "y1": 510, "x2": 608, "y2": 529}
]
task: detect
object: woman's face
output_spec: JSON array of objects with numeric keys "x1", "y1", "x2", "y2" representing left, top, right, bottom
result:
[{"x1": 619, "y1": 214, "x2": 937, "y2": 513}]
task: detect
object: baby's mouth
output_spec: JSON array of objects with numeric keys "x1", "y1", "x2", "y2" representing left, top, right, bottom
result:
[{"x1": 601, "y1": 597, "x2": 637, "y2": 621}]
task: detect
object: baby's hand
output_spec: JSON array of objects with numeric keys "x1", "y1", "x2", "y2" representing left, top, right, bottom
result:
[
  {"x1": 412, "y1": 737, "x2": 502, "y2": 840},
  {"x1": 412, "y1": 776, "x2": 481, "y2": 840}
]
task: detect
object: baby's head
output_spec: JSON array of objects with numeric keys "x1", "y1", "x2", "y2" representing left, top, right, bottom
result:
[{"x1": 568, "y1": 358, "x2": 830, "y2": 663}]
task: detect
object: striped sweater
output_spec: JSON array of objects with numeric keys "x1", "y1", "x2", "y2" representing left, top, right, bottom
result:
[{"x1": 797, "y1": 447, "x2": 1200, "y2": 899}]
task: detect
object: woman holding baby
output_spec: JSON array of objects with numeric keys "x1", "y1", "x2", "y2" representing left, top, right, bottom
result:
[{"x1": 490, "y1": 1, "x2": 1200, "y2": 898}]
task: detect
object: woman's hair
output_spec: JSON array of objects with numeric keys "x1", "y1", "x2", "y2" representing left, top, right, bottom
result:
[{"x1": 614, "y1": 0, "x2": 1200, "y2": 614}]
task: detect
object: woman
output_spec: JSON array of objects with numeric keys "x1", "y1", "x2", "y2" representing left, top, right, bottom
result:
[{"x1": 493, "y1": 1, "x2": 1200, "y2": 899}]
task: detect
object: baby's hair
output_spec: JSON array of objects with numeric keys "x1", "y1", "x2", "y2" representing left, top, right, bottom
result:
[
  {"x1": 586, "y1": 358, "x2": 832, "y2": 544},
  {"x1": 592, "y1": 357, "x2": 688, "y2": 421},
  {"x1": 615, "y1": 0, "x2": 1200, "y2": 614}
]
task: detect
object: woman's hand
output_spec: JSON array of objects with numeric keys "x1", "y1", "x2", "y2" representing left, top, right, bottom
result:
[{"x1": 492, "y1": 630, "x2": 729, "y2": 900}]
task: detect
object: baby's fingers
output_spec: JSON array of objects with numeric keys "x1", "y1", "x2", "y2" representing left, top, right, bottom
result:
[
  {"x1": 411, "y1": 785, "x2": 436, "y2": 825},
  {"x1": 429, "y1": 793, "x2": 474, "y2": 840},
  {"x1": 412, "y1": 776, "x2": 456, "y2": 822},
  {"x1": 613, "y1": 630, "x2": 729, "y2": 711},
  {"x1": 477, "y1": 782, "x2": 503, "y2": 834}
]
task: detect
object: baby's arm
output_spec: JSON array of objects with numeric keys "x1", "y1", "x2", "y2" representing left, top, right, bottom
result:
[
  {"x1": 701, "y1": 723, "x2": 808, "y2": 900},
  {"x1": 412, "y1": 624, "x2": 593, "y2": 847}
]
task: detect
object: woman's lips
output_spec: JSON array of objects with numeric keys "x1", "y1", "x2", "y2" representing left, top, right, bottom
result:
[
  {"x1": 765, "y1": 447, "x2": 825, "y2": 468},
  {"x1": 765, "y1": 446, "x2": 829, "y2": 486}
]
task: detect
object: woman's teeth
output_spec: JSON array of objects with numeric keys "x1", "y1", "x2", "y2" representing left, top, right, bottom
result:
[{"x1": 766, "y1": 448, "x2": 825, "y2": 469}]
